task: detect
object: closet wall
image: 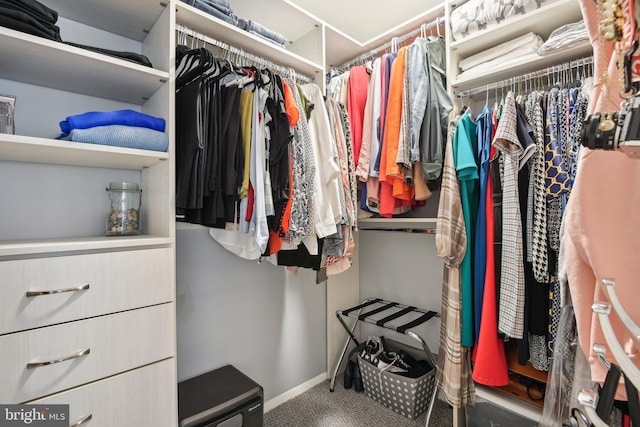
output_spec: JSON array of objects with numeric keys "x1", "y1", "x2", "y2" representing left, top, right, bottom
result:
[
  {"x1": 175, "y1": 229, "x2": 327, "y2": 402},
  {"x1": 358, "y1": 231, "x2": 443, "y2": 354}
]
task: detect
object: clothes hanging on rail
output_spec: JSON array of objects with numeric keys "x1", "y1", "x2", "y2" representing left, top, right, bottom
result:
[
  {"x1": 440, "y1": 72, "x2": 593, "y2": 387},
  {"x1": 329, "y1": 35, "x2": 452, "y2": 219},
  {"x1": 175, "y1": 42, "x2": 357, "y2": 273}
]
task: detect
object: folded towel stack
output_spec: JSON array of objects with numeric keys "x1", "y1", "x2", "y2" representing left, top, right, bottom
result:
[{"x1": 59, "y1": 110, "x2": 169, "y2": 152}]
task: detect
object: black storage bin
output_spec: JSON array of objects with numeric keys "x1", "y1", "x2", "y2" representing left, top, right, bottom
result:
[{"x1": 178, "y1": 365, "x2": 263, "y2": 427}]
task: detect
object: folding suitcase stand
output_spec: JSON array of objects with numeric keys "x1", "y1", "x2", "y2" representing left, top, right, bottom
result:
[{"x1": 329, "y1": 297, "x2": 440, "y2": 426}]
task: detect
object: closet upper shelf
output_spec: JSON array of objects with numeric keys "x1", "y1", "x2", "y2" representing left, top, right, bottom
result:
[
  {"x1": 0, "y1": 26, "x2": 169, "y2": 105},
  {"x1": 451, "y1": 41, "x2": 593, "y2": 92},
  {"x1": 448, "y1": 0, "x2": 585, "y2": 60},
  {"x1": 44, "y1": 0, "x2": 167, "y2": 42},
  {"x1": 0, "y1": 134, "x2": 169, "y2": 170},
  {"x1": 175, "y1": 1, "x2": 324, "y2": 78}
]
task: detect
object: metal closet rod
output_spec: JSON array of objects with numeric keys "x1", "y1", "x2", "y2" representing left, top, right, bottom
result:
[
  {"x1": 454, "y1": 55, "x2": 594, "y2": 99},
  {"x1": 332, "y1": 15, "x2": 446, "y2": 71},
  {"x1": 175, "y1": 24, "x2": 312, "y2": 84}
]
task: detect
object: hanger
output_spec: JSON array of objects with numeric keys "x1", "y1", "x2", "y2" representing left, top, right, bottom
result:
[
  {"x1": 485, "y1": 84, "x2": 489, "y2": 107},
  {"x1": 578, "y1": 389, "x2": 608, "y2": 427},
  {"x1": 592, "y1": 301, "x2": 640, "y2": 390},
  {"x1": 601, "y1": 278, "x2": 640, "y2": 340},
  {"x1": 592, "y1": 343, "x2": 611, "y2": 369}
]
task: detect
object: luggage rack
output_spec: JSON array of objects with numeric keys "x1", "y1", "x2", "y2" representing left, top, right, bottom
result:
[{"x1": 329, "y1": 298, "x2": 440, "y2": 424}]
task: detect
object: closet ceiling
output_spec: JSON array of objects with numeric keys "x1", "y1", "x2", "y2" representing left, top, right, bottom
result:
[
  {"x1": 286, "y1": 0, "x2": 442, "y2": 44},
  {"x1": 230, "y1": 0, "x2": 445, "y2": 68}
]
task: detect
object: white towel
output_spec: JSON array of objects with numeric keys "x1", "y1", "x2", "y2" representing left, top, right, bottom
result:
[
  {"x1": 459, "y1": 32, "x2": 544, "y2": 71},
  {"x1": 457, "y1": 50, "x2": 542, "y2": 81},
  {"x1": 537, "y1": 21, "x2": 588, "y2": 55}
]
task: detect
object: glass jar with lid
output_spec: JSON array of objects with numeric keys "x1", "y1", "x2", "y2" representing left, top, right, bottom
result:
[{"x1": 106, "y1": 181, "x2": 142, "y2": 236}]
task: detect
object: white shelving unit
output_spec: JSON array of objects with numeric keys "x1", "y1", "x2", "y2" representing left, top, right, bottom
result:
[
  {"x1": 0, "y1": 26, "x2": 169, "y2": 104},
  {"x1": 451, "y1": 40, "x2": 592, "y2": 93},
  {"x1": 447, "y1": 0, "x2": 590, "y2": 94},
  {"x1": 0, "y1": 0, "x2": 177, "y2": 424},
  {"x1": 0, "y1": 133, "x2": 169, "y2": 169},
  {"x1": 175, "y1": 0, "x2": 324, "y2": 80}
]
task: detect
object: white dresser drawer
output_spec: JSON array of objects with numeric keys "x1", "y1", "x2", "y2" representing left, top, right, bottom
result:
[
  {"x1": 0, "y1": 303, "x2": 175, "y2": 403},
  {"x1": 28, "y1": 358, "x2": 177, "y2": 427},
  {"x1": 0, "y1": 247, "x2": 174, "y2": 335}
]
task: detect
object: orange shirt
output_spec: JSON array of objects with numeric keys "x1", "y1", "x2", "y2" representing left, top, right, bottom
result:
[{"x1": 379, "y1": 47, "x2": 413, "y2": 217}]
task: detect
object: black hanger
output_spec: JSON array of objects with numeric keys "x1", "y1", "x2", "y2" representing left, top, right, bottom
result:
[
  {"x1": 177, "y1": 47, "x2": 218, "y2": 89},
  {"x1": 623, "y1": 371, "x2": 640, "y2": 427},
  {"x1": 596, "y1": 362, "x2": 621, "y2": 420}
]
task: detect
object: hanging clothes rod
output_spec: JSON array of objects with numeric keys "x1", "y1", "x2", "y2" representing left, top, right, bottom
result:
[
  {"x1": 454, "y1": 56, "x2": 594, "y2": 99},
  {"x1": 332, "y1": 15, "x2": 445, "y2": 71},
  {"x1": 175, "y1": 24, "x2": 312, "y2": 84}
]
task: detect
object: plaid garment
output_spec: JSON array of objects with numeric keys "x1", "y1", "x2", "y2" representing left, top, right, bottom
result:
[
  {"x1": 436, "y1": 118, "x2": 476, "y2": 408},
  {"x1": 492, "y1": 92, "x2": 525, "y2": 340}
]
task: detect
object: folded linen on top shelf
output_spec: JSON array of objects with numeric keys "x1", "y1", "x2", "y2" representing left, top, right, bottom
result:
[
  {"x1": 0, "y1": 0, "x2": 61, "y2": 41},
  {"x1": 537, "y1": 20, "x2": 588, "y2": 55},
  {"x1": 450, "y1": 0, "x2": 561, "y2": 41},
  {"x1": 59, "y1": 109, "x2": 166, "y2": 137},
  {"x1": 457, "y1": 34, "x2": 544, "y2": 80},
  {"x1": 61, "y1": 125, "x2": 169, "y2": 152},
  {"x1": 459, "y1": 32, "x2": 543, "y2": 72}
]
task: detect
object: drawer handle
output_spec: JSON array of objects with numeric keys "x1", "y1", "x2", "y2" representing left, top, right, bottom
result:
[
  {"x1": 27, "y1": 348, "x2": 90, "y2": 369},
  {"x1": 26, "y1": 283, "x2": 90, "y2": 297},
  {"x1": 70, "y1": 414, "x2": 92, "y2": 426}
]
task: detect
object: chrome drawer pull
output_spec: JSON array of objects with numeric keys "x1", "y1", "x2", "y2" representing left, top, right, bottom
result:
[
  {"x1": 27, "y1": 348, "x2": 90, "y2": 369},
  {"x1": 26, "y1": 283, "x2": 90, "y2": 297},
  {"x1": 70, "y1": 414, "x2": 92, "y2": 426}
]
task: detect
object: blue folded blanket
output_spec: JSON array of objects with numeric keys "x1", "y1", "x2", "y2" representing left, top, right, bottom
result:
[
  {"x1": 60, "y1": 109, "x2": 165, "y2": 137},
  {"x1": 62, "y1": 125, "x2": 169, "y2": 152}
]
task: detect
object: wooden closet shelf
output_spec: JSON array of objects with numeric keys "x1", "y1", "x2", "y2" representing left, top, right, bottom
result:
[
  {"x1": 505, "y1": 340, "x2": 548, "y2": 383},
  {"x1": 494, "y1": 377, "x2": 545, "y2": 409}
]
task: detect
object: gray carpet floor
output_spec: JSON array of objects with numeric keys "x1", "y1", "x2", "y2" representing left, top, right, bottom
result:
[{"x1": 264, "y1": 376, "x2": 453, "y2": 427}]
